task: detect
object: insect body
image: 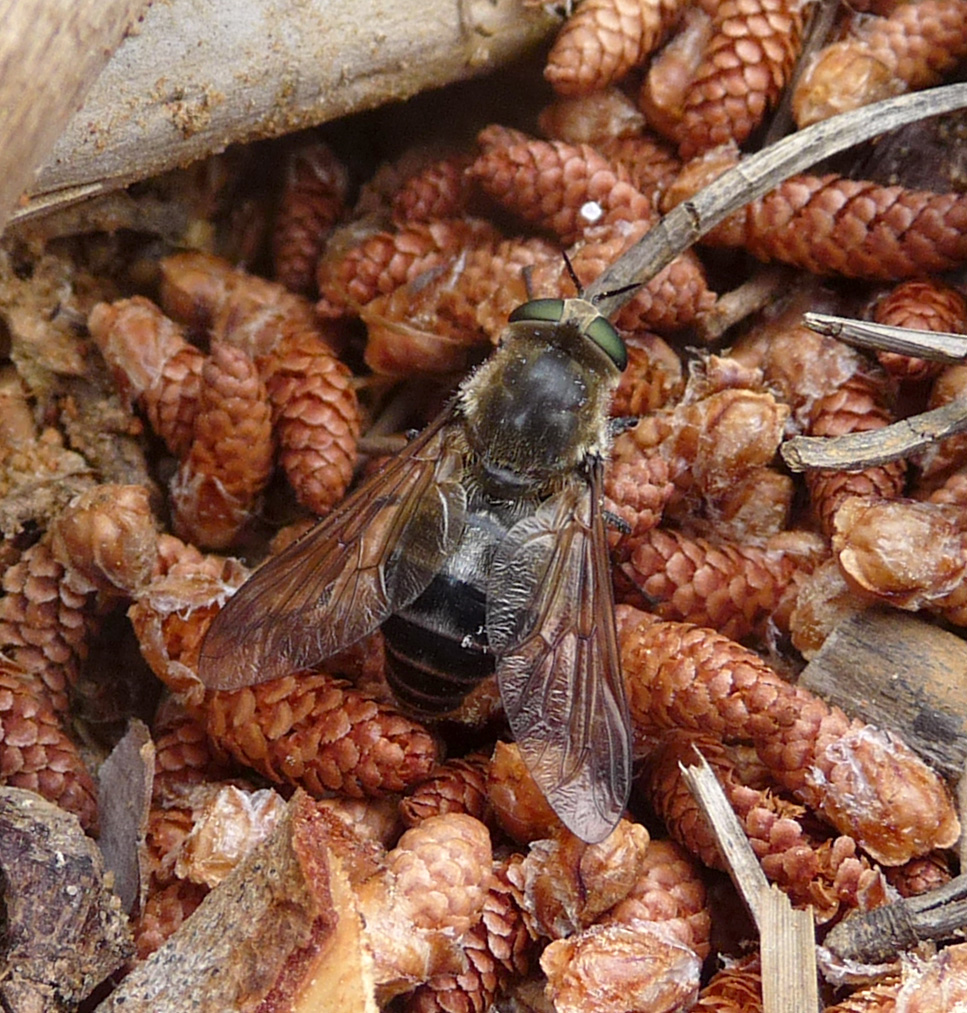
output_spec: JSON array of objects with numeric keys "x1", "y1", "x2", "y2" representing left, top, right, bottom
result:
[{"x1": 198, "y1": 297, "x2": 632, "y2": 842}]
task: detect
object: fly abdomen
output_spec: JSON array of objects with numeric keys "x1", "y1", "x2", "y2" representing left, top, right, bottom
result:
[{"x1": 382, "y1": 572, "x2": 494, "y2": 715}]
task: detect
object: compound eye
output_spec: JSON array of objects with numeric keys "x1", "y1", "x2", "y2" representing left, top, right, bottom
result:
[
  {"x1": 508, "y1": 298, "x2": 566, "y2": 324},
  {"x1": 585, "y1": 314, "x2": 627, "y2": 372}
]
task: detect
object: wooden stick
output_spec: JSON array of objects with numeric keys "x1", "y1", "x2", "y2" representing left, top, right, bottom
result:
[
  {"x1": 824, "y1": 874, "x2": 967, "y2": 964},
  {"x1": 780, "y1": 397, "x2": 967, "y2": 472},
  {"x1": 803, "y1": 312, "x2": 967, "y2": 362},
  {"x1": 0, "y1": 0, "x2": 150, "y2": 230},
  {"x1": 582, "y1": 84, "x2": 967, "y2": 317},
  {"x1": 800, "y1": 611, "x2": 967, "y2": 780},
  {"x1": 680, "y1": 753, "x2": 770, "y2": 928}
]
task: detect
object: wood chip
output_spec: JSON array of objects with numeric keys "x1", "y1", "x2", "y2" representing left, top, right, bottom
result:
[
  {"x1": 800, "y1": 611, "x2": 967, "y2": 780},
  {"x1": 97, "y1": 719, "x2": 155, "y2": 914},
  {"x1": 95, "y1": 791, "x2": 351, "y2": 1013},
  {"x1": 0, "y1": 787, "x2": 133, "y2": 1012}
]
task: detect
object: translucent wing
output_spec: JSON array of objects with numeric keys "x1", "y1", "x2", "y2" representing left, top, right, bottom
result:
[
  {"x1": 198, "y1": 412, "x2": 467, "y2": 690},
  {"x1": 487, "y1": 461, "x2": 631, "y2": 843}
]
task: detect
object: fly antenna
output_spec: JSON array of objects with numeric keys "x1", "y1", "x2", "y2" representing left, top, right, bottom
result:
[{"x1": 561, "y1": 251, "x2": 583, "y2": 296}]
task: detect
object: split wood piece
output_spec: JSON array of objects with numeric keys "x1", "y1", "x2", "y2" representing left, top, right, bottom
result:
[
  {"x1": 10, "y1": 0, "x2": 557, "y2": 228},
  {"x1": 800, "y1": 611, "x2": 967, "y2": 781},
  {"x1": 680, "y1": 754, "x2": 819, "y2": 1013},
  {"x1": 781, "y1": 397, "x2": 967, "y2": 472},
  {"x1": 803, "y1": 311, "x2": 967, "y2": 363},
  {"x1": 0, "y1": 0, "x2": 150, "y2": 230},
  {"x1": 824, "y1": 872, "x2": 967, "y2": 965},
  {"x1": 95, "y1": 791, "x2": 375, "y2": 1013},
  {"x1": 97, "y1": 719, "x2": 155, "y2": 914},
  {"x1": 759, "y1": 887, "x2": 820, "y2": 1013},
  {"x1": 0, "y1": 787, "x2": 133, "y2": 1012}
]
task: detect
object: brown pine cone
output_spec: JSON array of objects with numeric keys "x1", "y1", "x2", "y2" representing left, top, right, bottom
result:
[
  {"x1": 603, "y1": 837, "x2": 711, "y2": 958},
  {"x1": 617, "y1": 606, "x2": 960, "y2": 865},
  {"x1": 793, "y1": 0, "x2": 967, "y2": 126},
  {"x1": 641, "y1": 730, "x2": 889, "y2": 923},
  {"x1": 159, "y1": 251, "x2": 361, "y2": 516},
  {"x1": 872, "y1": 278, "x2": 967, "y2": 383},
  {"x1": 738, "y1": 174, "x2": 967, "y2": 279},
  {"x1": 48, "y1": 483, "x2": 158, "y2": 598},
  {"x1": 272, "y1": 141, "x2": 350, "y2": 295},
  {"x1": 170, "y1": 342, "x2": 274, "y2": 549},
  {"x1": 469, "y1": 134, "x2": 648, "y2": 245},
  {"x1": 0, "y1": 539, "x2": 94, "y2": 711},
  {"x1": 204, "y1": 671, "x2": 439, "y2": 798},
  {"x1": 517, "y1": 820, "x2": 652, "y2": 938},
  {"x1": 677, "y1": 0, "x2": 806, "y2": 158},
  {"x1": 391, "y1": 153, "x2": 476, "y2": 224},
  {"x1": 88, "y1": 296, "x2": 205, "y2": 458},
  {"x1": 402, "y1": 856, "x2": 533, "y2": 1013},
  {"x1": 400, "y1": 752, "x2": 492, "y2": 828},
  {"x1": 0, "y1": 660, "x2": 99, "y2": 832},
  {"x1": 605, "y1": 452, "x2": 676, "y2": 540},
  {"x1": 617, "y1": 527, "x2": 826, "y2": 639},
  {"x1": 0, "y1": 485, "x2": 158, "y2": 712},
  {"x1": 133, "y1": 877, "x2": 209, "y2": 960},
  {"x1": 316, "y1": 218, "x2": 500, "y2": 316},
  {"x1": 693, "y1": 955, "x2": 762, "y2": 1013},
  {"x1": 151, "y1": 701, "x2": 234, "y2": 800},
  {"x1": 538, "y1": 89, "x2": 647, "y2": 146},
  {"x1": 356, "y1": 812, "x2": 494, "y2": 1000},
  {"x1": 260, "y1": 328, "x2": 360, "y2": 515},
  {"x1": 544, "y1": 0, "x2": 687, "y2": 95},
  {"x1": 804, "y1": 372, "x2": 907, "y2": 538},
  {"x1": 540, "y1": 918, "x2": 702, "y2": 1013},
  {"x1": 665, "y1": 151, "x2": 967, "y2": 280},
  {"x1": 832, "y1": 496, "x2": 967, "y2": 625}
]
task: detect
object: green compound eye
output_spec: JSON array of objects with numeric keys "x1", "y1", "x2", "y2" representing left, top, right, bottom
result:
[
  {"x1": 508, "y1": 298, "x2": 627, "y2": 372},
  {"x1": 583, "y1": 314, "x2": 627, "y2": 372},
  {"x1": 508, "y1": 298, "x2": 566, "y2": 324}
]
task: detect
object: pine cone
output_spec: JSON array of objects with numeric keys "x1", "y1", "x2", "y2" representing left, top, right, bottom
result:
[
  {"x1": 400, "y1": 752, "x2": 492, "y2": 828},
  {"x1": 873, "y1": 278, "x2": 967, "y2": 383},
  {"x1": 88, "y1": 296, "x2": 205, "y2": 458},
  {"x1": 0, "y1": 660, "x2": 98, "y2": 832},
  {"x1": 272, "y1": 141, "x2": 350, "y2": 295},
  {"x1": 170, "y1": 342, "x2": 274, "y2": 548},
  {"x1": 204, "y1": 671, "x2": 439, "y2": 798},
  {"x1": 677, "y1": 0, "x2": 806, "y2": 158},
  {"x1": 545, "y1": 0, "x2": 687, "y2": 95},
  {"x1": 617, "y1": 606, "x2": 960, "y2": 864}
]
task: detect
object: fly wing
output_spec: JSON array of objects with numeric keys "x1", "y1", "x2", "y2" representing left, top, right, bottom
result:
[
  {"x1": 486, "y1": 462, "x2": 631, "y2": 843},
  {"x1": 198, "y1": 412, "x2": 467, "y2": 690}
]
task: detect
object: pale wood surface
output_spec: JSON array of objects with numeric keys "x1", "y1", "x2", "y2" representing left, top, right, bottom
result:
[
  {"x1": 8, "y1": 0, "x2": 556, "y2": 228},
  {"x1": 0, "y1": 0, "x2": 150, "y2": 229}
]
